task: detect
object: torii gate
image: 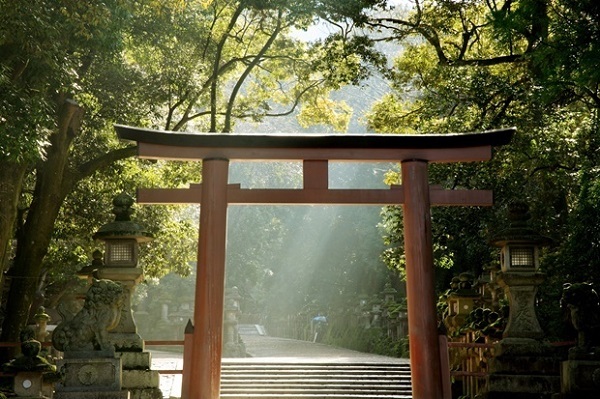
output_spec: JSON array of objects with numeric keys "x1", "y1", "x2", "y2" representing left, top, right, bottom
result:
[{"x1": 115, "y1": 125, "x2": 514, "y2": 399}]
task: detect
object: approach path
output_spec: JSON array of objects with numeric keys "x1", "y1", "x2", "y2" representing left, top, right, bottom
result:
[{"x1": 152, "y1": 328, "x2": 408, "y2": 399}]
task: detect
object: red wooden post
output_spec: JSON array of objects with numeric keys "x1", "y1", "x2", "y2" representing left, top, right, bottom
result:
[
  {"x1": 402, "y1": 160, "x2": 443, "y2": 399},
  {"x1": 188, "y1": 158, "x2": 229, "y2": 399}
]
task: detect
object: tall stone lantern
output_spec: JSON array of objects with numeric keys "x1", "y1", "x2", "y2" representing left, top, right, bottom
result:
[
  {"x1": 93, "y1": 192, "x2": 152, "y2": 352},
  {"x1": 484, "y1": 202, "x2": 559, "y2": 398},
  {"x1": 490, "y1": 201, "x2": 551, "y2": 341}
]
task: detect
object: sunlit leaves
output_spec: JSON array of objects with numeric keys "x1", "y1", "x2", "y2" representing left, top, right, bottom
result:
[
  {"x1": 363, "y1": 0, "x2": 600, "y2": 301},
  {"x1": 297, "y1": 97, "x2": 352, "y2": 132}
]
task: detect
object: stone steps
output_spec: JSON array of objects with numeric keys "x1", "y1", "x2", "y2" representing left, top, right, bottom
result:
[{"x1": 219, "y1": 361, "x2": 412, "y2": 399}]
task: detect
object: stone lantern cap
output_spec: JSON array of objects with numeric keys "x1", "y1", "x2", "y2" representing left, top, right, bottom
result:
[
  {"x1": 382, "y1": 282, "x2": 398, "y2": 296},
  {"x1": 93, "y1": 192, "x2": 153, "y2": 242},
  {"x1": 490, "y1": 201, "x2": 552, "y2": 247}
]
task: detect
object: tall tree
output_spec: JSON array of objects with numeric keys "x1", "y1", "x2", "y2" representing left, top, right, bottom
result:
[
  {"x1": 360, "y1": 0, "x2": 599, "y2": 303},
  {"x1": 0, "y1": 0, "x2": 390, "y2": 349},
  {"x1": 0, "y1": 0, "x2": 141, "y2": 345}
]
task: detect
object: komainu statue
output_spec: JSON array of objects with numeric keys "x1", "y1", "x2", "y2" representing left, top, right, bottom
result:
[
  {"x1": 52, "y1": 279, "x2": 125, "y2": 352},
  {"x1": 561, "y1": 282, "x2": 600, "y2": 357}
]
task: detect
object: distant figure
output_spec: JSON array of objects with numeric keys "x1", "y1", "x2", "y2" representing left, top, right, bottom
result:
[{"x1": 312, "y1": 314, "x2": 328, "y2": 343}]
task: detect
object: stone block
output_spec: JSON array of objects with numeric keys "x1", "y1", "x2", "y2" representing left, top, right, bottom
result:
[
  {"x1": 561, "y1": 360, "x2": 600, "y2": 395},
  {"x1": 54, "y1": 391, "x2": 130, "y2": 399},
  {"x1": 119, "y1": 351, "x2": 151, "y2": 370},
  {"x1": 493, "y1": 337, "x2": 549, "y2": 357},
  {"x1": 14, "y1": 372, "x2": 44, "y2": 397},
  {"x1": 128, "y1": 387, "x2": 164, "y2": 399},
  {"x1": 486, "y1": 392, "x2": 555, "y2": 399},
  {"x1": 122, "y1": 369, "x2": 160, "y2": 389},
  {"x1": 486, "y1": 374, "x2": 560, "y2": 395},
  {"x1": 489, "y1": 355, "x2": 561, "y2": 374},
  {"x1": 110, "y1": 333, "x2": 145, "y2": 352}
]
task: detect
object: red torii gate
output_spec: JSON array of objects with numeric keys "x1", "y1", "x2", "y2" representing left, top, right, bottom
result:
[{"x1": 115, "y1": 125, "x2": 514, "y2": 399}]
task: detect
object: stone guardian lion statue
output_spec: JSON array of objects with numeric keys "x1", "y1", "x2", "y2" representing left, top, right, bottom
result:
[
  {"x1": 52, "y1": 279, "x2": 125, "y2": 352},
  {"x1": 561, "y1": 282, "x2": 600, "y2": 357}
]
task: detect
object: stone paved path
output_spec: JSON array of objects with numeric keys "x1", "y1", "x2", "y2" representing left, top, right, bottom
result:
[
  {"x1": 151, "y1": 349, "x2": 184, "y2": 399},
  {"x1": 241, "y1": 334, "x2": 408, "y2": 363},
  {"x1": 151, "y1": 332, "x2": 408, "y2": 398}
]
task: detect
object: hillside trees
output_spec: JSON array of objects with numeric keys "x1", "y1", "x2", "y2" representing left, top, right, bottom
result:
[
  {"x1": 127, "y1": 0, "x2": 389, "y2": 133},
  {"x1": 362, "y1": 0, "x2": 600, "y2": 303},
  {"x1": 0, "y1": 0, "x2": 390, "y2": 348}
]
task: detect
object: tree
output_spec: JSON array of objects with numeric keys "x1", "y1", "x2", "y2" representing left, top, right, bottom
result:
[
  {"x1": 0, "y1": 0, "x2": 144, "y2": 346},
  {"x1": 0, "y1": 0, "x2": 391, "y2": 350},
  {"x1": 126, "y1": 0, "x2": 389, "y2": 133},
  {"x1": 361, "y1": 0, "x2": 600, "y2": 317}
]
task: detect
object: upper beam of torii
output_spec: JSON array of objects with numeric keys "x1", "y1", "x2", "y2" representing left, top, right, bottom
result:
[
  {"x1": 115, "y1": 125, "x2": 514, "y2": 207},
  {"x1": 115, "y1": 124, "x2": 514, "y2": 399}
]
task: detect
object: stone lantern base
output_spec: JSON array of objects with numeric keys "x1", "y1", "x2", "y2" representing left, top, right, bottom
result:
[
  {"x1": 481, "y1": 338, "x2": 561, "y2": 399},
  {"x1": 13, "y1": 371, "x2": 56, "y2": 398}
]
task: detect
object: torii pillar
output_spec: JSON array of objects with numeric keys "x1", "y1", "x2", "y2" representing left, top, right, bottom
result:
[{"x1": 115, "y1": 125, "x2": 514, "y2": 399}]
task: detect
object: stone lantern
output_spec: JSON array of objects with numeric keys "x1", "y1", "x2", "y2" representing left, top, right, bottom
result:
[
  {"x1": 382, "y1": 282, "x2": 398, "y2": 304},
  {"x1": 94, "y1": 193, "x2": 152, "y2": 268},
  {"x1": 33, "y1": 307, "x2": 51, "y2": 343},
  {"x1": 490, "y1": 201, "x2": 551, "y2": 340},
  {"x1": 92, "y1": 192, "x2": 152, "y2": 352},
  {"x1": 484, "y1": 202, "x2": 559, "y2": 398},
  {"x1": 223, "y1": 287, "x2": 245, "y2": 357},
  {"x1": 445, "y1": 273, "x2": 480, "y2": 335},
  {"x1": 76, "y1": 249, "x2": 104, "y2": 282}
]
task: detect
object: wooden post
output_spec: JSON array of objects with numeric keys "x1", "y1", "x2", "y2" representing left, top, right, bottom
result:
[
  {"x1": 181, "y1": 319, "x2": 194, "y2": 399},
  {"x1": 401, "y1": 160, "x2": 443, "y2": 399},
  {"x1": 188, "y1": 158, "x2": 229, "y2": 399}
]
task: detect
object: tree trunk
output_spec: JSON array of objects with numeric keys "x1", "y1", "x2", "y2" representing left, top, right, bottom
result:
[
  {"x1": 0, "y1": 97, "x2": 138, "y2": 360},
  {"x1": 0, "y1": 97, "x2": 82, "y2": 352},
  {"x1": 0, "y1": 162, "x2": 27, "y2": 293}
]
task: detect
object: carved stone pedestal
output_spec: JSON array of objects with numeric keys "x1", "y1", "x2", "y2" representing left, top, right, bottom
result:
[
  {"x1": 54, "y1": 351, "x2": 129, "y2": 399},
  {"x1": 481, "y1": 271, "x2": 561, "y2": 399}
]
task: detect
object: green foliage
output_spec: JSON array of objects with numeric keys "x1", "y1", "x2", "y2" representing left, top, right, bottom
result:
[
  {"x1": 123, "y1": 0, "x2": 386, "y2": 132},
  {"x1": 326, "y1": 325, "x2": 408, "y2": 357},
  {"x1": 0, "y1": 0, "x2": 132, "y2": 162},
  {"x1": 363, "y1": 0, "x2": 600, "y2": 339},
  {"x1": 0, "y1": 0, "x2": 394, "y2": 345}
]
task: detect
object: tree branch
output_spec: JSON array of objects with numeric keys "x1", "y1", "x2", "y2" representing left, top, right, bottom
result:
[
  {"x1": 368, "y1": 16, "x2": 526, "y2": 67},
  {"x1": 224, "y1": 9, "x2": 284, "y2": 132},
  {"x1": 73, "y1": 145, "x2": 138, "y2": 182}
]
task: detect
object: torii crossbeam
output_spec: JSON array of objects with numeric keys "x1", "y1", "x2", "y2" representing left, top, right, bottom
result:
[{"x1": 115, "y1": 125, "x2": 514, "y2": 399}]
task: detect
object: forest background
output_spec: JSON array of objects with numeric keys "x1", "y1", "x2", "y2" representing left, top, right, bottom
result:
[{"x1": 0, "y1": 0, "x2": 599, "y2": 358}]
